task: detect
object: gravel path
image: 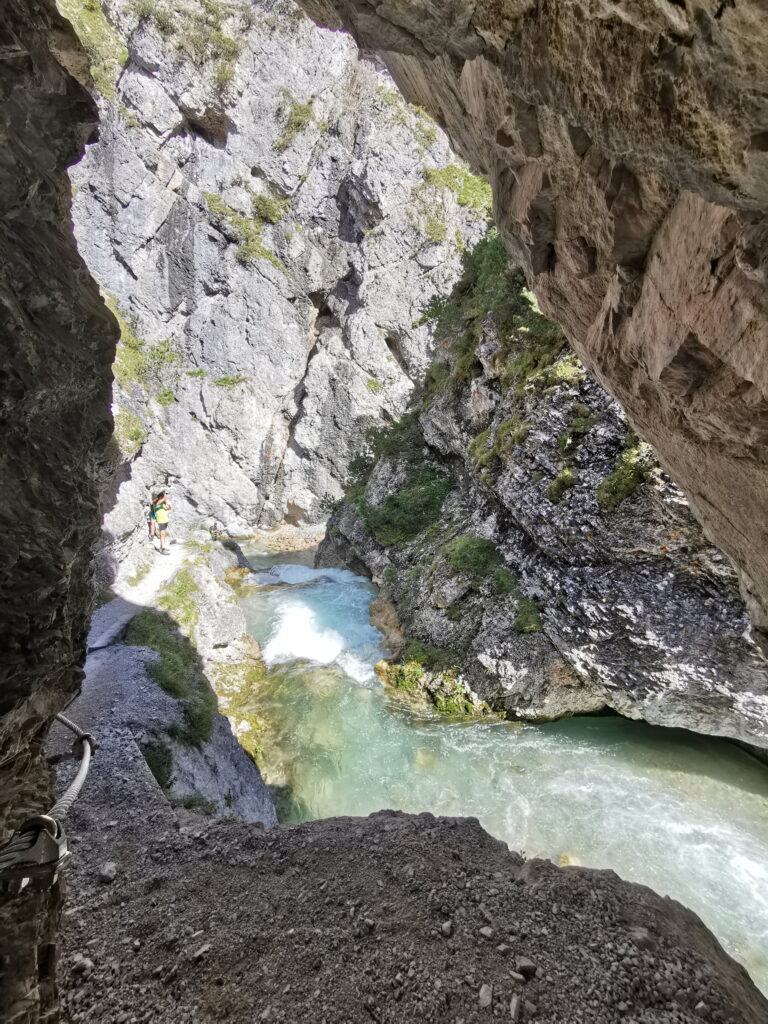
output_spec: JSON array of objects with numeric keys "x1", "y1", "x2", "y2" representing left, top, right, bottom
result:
[
  {"x1": 88, "y1": 539, "x2": 188, "y2": 651},
  {"x1": 55, "y1": 761, "x2": 768, "y2": 1023}
]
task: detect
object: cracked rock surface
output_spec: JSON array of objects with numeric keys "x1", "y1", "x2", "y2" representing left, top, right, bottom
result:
[
  {"x1": 319, "y1": 251, "x2": 768, "y2": 746},
  {"x1": 68, "y1": 0, "x2": 488, "y2": 587},
  {"x1": 299, "y1": 0, "x2": 768, "y2": 652}
]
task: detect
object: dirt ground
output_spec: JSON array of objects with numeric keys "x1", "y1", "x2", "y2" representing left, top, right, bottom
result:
[{"x1": 55, "y1": 738, "x2": 767, "y2": 1024}]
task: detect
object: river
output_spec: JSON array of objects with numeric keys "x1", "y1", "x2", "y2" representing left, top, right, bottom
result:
[{"x1": 238, "y1": 546, "x2": 768, "y2": 994}]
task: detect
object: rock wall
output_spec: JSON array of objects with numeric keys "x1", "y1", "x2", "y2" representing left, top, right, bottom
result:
[
  {"x1": 0, "y1": 3, "x2": 118, "y2": 1021},
  {"x1": 78, "y1": 540, "x2": 277, "y2": 824},
  {"x1": 319, "y1": 238, "x2": 768, "y2": 746},
  {"x1": 65, "y1": 0, "x2": 489, "y2": 585},
  {"x1": 299, "y1": 0, "x2": 768, "y2": 652}
]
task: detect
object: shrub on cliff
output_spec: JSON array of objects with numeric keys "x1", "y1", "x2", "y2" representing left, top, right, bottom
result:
[
  {"x1": 355, "y1": 469, "x2": 453, "y2": 546},
  {"x1": 445, "y1": 535, "x2": 500, "y2": 578}
]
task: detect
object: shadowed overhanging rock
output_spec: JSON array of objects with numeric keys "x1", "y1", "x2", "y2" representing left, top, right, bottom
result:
[
  {"x1": 0, "y1": 3, "x2": 117, "y2": 1019},
  {"x1": 299, "y1": 0, "x2": 768, "y2": 651}
]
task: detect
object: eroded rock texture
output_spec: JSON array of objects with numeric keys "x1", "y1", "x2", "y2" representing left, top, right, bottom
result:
[
  {"x1": 0, "y1": 2, "x2": 117, "y2": 1020},
  {"x1": 301, "y1": 0, "x2": 768, "y2": 648},
  {"x1": 319, "y1": 250, "x2": 768, "y2": 744},
  {"x1": 67, "y1": 0, "x2": 488, "y2": 586}
]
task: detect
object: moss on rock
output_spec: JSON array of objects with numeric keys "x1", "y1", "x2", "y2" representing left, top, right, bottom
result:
[{"x1": 597, "y1": 432, "x2": 655, "y2": 512}]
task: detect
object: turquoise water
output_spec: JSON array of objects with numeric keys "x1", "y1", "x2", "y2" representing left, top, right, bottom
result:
[{"x1": 239, "y1": 552, "x2": 768, "y2": 993}]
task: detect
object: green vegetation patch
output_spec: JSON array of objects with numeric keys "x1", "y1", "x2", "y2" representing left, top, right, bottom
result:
[
  {"x1": 252, "y1": 191, "x2": 289, "y2": 224},
  {"x1": 495, "y1": 416, "x2": 530, "y2": 455},
  {"x1": 57, "y1": 0, "x2": 128, "y2": 99},
  {"x1": 127, "y1": 561, "x2": 152, "y2": 587},
  {"x1": 172, "y1": 793, "x2": 216, "y2": 813},
  {"x1": 354, "y1": 469, "x2": 453, "y2": 546},
  {"x1": 119, "y1": 105, "x2": 141, "y2": 128},
  {"x1": 142, "y1": 740, "x2": 172, "y2": 789},
  {"x1": 402, "y1": 640, "x2": 457, "y2": 670},
  {"x1": 275, "y1": 90, "x2": 313, "y2": 152},
  {"x1": 153, "y1": 0, "x2": 242, "y2": 91},
  {"x1": 444, "y1": 535, "x2": 500, "y2": 578},
  {"x1": 544, "y1": 354, "x2": 585, "y2": 389},
  {"x1": 558, "y1": 403, "x2": 598, "y2": 458},
  {"x1": 424, "y1": 165, "x2": 493, "y2": 216},
  {"x1": 203, "y1": 192, "x2": 285, "y2": 273},
  {"x1": 107, "y1": 295, "x2": 181, "y2": 400},
  {"x1": 350, "y1": 410, "x2": 426, "y2": 484},
  {"x1": 378, "y1": 87, "x2": 437, "y2": 149},
  {"x1": 432, "y1": 688, "x2": 475, "y2": 717},
  {"x1": 107, "y1": 295, "x2": 147, "y2": 388},
  {"x1": 492, "y1": 568, "x2": 517, "y2": 595},
  {"x1": 157, "y1": 568, "x2": 200, "y2": 632},
  {"x1": 124, "y1": 604, "x2": 217, "y2": 746},
  {"x1": 114, "y1": 410, "x2": 147, "y2": 455},
  {"x1": 469, "y1": 416, "x2": 530, "y2": 474},
  {"x1": 213, "y1": 374, "x2": 249, "y2": 388},
  {"x1": 424, "y1": 212, "x2": 447, "y2": 244},
  {"x1": 417, "y1": 232, "x2": 566, "y2": 399},
  {"x1": 366, "y1": 378, "x2": 384, "y2": 394},
  {"x1": 547, "y1": 467, "x2": 576, "y2": 504},
  {"x1": 384, "y1": 659, "x2": 426, "y2": 693},
  {"x1": 514, "y1": 596, "x2": 542, "y2": 634},
  {"x1": 596, "y1": 431, "x2": 655, "y2": 512}
]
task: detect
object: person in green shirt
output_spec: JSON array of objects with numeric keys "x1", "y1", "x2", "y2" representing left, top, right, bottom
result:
[{"x1": 152, "y1": 492, "x2": 172, "y2": 555}]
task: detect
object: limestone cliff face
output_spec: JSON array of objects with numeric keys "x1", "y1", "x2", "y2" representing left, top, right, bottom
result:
[
  {"x1": 66, "y1": 0, "x2": 488, "y2": 584},
  {"x1": 300, "y1": 0, "x2": 768, "y2": 651},
  {"x1": 318, "y1": 239, "x2": 768, "y2": 747}
]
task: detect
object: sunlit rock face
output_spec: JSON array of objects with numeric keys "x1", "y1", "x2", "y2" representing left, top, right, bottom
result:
[
  {"x1": 319, "y1": 251, "x2": 768, "y2": 748},
  {"x1": 0, "y1": 2, "x2": 118, "y2": 1020},
  {"x1": 300, "y1": 0, "x2": 768, "y2": 649},
  {"x1": 67, "y1": 0, "x2": 489, "y2": 584}
]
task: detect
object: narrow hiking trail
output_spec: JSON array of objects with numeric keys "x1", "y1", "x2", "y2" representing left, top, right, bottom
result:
[{"x1": 88, "y1": 540, "x2": 188, "y2": 651}]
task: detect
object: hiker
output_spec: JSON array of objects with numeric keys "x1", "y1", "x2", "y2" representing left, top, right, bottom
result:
[
  {"x1": 147, "y1": 494, "x2": 159, "y2": 540},
  {"x1": 152, "y1": 492, "x2": 172, "y2": 555}
]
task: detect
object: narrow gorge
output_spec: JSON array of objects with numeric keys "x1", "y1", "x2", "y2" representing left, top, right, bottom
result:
[{"x1": 1, "y1": 2, "x2": 768, "y2": 1023}]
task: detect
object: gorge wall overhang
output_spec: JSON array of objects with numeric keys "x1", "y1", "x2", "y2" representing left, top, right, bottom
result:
[{"x1": 300, "y1": 0, "x2": 768, "y2": 650}]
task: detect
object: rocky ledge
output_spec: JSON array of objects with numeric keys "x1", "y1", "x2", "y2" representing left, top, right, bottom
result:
[
  {"x1": 318, "y1": 236, "x2": 768, "y2": 747},
  {"x1": 58, "y1": 798, "x2": 767, "y2": 1023}
]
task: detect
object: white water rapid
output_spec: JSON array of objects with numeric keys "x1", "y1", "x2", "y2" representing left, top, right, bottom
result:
[{"x1": 238, "y1": 550, "x2": 768, "y2": 994}]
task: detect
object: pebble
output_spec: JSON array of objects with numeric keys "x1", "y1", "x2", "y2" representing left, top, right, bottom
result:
[
  {"x1": 479, "y1": 926, "x2": 494, "y2": 940},
  {"x1": 99, "y1": 861, "x2": 118, "y2": 884},
  {"x1": 515, "y1": 956, "x2": 537, "y2": 979},
  {"x1": 71, "y1": 955, "x2": 94, "y2": 976},
  {"x1": 479, "y1": 983, "x2": 493, "y2": 1009},
  {"x1": 441, "y1": 920, "x2": 453, "y2": 937},
  {"x1": 510, "y1": 993, "x2": 522, "y2": 1022},
  {"x1": 192, "y1": 944, "x2": 210, "y2": 961}
]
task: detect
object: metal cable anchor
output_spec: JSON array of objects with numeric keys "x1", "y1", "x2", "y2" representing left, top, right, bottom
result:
[
  {"x1": 0, "y1": 815, "x2": 70, "y2": 895},
  {"x1": 0, "y1": 714, "x2": 95, "y2": 895}
]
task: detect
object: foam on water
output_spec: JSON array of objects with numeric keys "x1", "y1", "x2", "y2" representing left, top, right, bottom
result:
[{"x1": 239, "y1": 555, "x2": 768, "y2": 994}]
